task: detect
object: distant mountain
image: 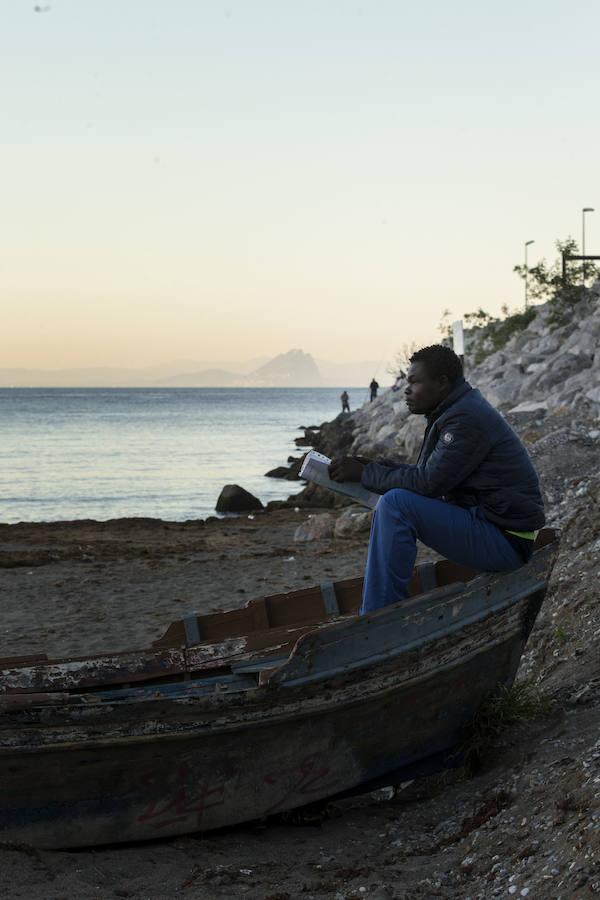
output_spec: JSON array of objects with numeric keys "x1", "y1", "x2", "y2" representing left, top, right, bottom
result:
[
  {"x1": 161, "y1": 350, "x2": 321, "y2": 387},
  {"x1": 0, "y1": 352, "x2": 387, "y2": 388},
  {"x1": 246, "y1": 349, "x2": 321, "y2": 386}
]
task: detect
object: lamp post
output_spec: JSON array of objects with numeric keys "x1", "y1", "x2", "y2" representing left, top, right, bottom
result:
[
  {"x1": 524, "y1": 240, "x2": 535, "y2": 308},
  {"x1": 582, "y1": 208, "x2": 594, "y2": 285}
]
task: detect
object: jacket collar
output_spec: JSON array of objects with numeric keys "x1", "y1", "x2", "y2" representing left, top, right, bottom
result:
[{"x1": 425, "y1": 378, "x2": 472, "y2": 425}]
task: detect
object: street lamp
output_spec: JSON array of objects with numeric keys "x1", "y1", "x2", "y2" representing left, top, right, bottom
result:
[
  {"x1": 582, "y1": 208, "x2": 595, "y2": 285},
  {"x1": 524, "y1": 240, "x2": 535, "y2": 308}
]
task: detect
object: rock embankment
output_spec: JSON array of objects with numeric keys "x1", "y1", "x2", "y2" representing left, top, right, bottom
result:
[
  {"x1": 279, "y1": 293, "x2": 600, "y2": 512},
  {"x1": 269, "y1": 298, "x2": 600, "y2": 897}
]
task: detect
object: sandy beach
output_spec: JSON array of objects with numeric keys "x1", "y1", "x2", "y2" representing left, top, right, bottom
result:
[{"x1": 0, "y1": 510, "x2": 368, "y2": 660}]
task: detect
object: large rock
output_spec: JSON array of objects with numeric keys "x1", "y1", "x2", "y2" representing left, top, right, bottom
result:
[
  {"x1": 585, "y1": 385, "x2": 600, "y2": 405},
  {"x1": 509, "y1": 400, "x2": 549, "y2": 415},
  {"x1": 562, "y1": 328, "x2": 597, "y2": 357},
  {"x1": 395, "y1": 416, "x2": 426, "y2": 460},
  {"x1": 374, "y1": 423, "x2": 398, "y2": 448},
  {"x1": 535, "y1": 334, "x2": 561, "y2": 356},
  {"x1": 294, "y1": 513, "x2": 335, "y2": 542},
  {"x1": 529, "y1": 352, "x2": 592, "y2": 393},
  {"x1": 265, "y1": 465, "x2": 293, "y2": 479},
  {"x1": 216, "y1": 485, "x2": 264, "y2": 513},
  {"x1": 334, "y1": 507, "x2": 373, "y2": 539},
  {"x1": 264, "y1": 457, "x2": 303, "y2": 480}
]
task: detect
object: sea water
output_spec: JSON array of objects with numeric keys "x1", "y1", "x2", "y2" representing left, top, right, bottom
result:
[{"x1": 0, "y1": 387, "x2": 369, "y2": 523}]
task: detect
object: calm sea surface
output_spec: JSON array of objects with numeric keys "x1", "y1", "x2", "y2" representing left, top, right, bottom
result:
[{"x1": 0, "y1": 388, "x2": 369, "y2": 523}]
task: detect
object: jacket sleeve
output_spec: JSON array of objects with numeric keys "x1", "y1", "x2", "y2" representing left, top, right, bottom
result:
[{"x1": 360, "y1": 416, "x2": 494, "y2": 498}]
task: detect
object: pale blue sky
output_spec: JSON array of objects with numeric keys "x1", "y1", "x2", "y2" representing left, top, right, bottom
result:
[{"x1": 2, "y1": 0, "x2": 598, "y2": 369}]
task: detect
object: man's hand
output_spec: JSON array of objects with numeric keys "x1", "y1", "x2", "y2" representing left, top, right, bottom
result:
[{"x1": 329, "y1": 456, "x2": 365, "y2": 483}]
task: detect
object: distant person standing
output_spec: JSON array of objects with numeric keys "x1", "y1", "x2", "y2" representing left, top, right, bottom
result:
[
  {"x1": 369, "y1": 378, "x2": 380, "y2": 402},
  {"x1": 340, "y1": 390, "x2": 350, "y2": 413}
]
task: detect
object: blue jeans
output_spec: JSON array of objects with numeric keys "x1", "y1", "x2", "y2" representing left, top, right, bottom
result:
[{"x1": 361, "y1": 489, "x2": 524, "y2": 614}]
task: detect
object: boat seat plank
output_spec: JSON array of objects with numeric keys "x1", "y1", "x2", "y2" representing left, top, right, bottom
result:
[
  {"x1": 153, "y1": 577, "x2": 364, "y2": 648},
  {"x1": 320, "y1": 581, "x2": 340, "y2": 616},
  {"x1": 183, "y1": 615, "x2": 202, "y2": 646}
]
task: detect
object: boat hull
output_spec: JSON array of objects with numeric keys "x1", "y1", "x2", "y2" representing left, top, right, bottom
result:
[
  {"x1": 1, "y1": 631, "x2": 527, "y2": 848},
  {"x1": 0, "y1": 539, "x2": 557, "y2": 848}
]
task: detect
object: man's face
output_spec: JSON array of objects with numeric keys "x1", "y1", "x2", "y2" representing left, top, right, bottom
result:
[{"x1": 404, "y1": 361, "x2": 451, "y2": 415}]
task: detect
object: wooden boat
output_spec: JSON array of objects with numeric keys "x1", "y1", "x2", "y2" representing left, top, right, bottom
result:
[{"x1": 0, "y1": 529, "x2": 559, "y2": 849}]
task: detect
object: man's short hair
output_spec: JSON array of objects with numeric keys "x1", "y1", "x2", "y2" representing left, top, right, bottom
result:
[{"x1": 409, "y1": 344, "x2": 464, "y2": 384}]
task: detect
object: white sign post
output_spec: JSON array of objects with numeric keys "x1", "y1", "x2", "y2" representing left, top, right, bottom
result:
[{"x1": 452, "y1": 320, "x2": 465, "y2": 367}]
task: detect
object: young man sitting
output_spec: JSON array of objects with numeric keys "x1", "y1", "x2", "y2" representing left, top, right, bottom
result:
[{"x1": 329, "y1": 344, "x2": 545, "y2": 615}]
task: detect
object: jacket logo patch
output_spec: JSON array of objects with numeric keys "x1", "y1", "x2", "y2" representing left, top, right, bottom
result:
[{"x1": 442, "y1": 432, "x2": 454, "y2": 445}]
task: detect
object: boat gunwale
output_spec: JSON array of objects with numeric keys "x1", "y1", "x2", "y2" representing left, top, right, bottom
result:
[{"x1": 0, "y1": 598, "x2": 543, "y2": 754}]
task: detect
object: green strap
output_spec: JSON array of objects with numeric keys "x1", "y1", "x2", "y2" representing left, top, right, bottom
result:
[{"x1": 506, "y1": 529, "x2": 539, "y2": 541}]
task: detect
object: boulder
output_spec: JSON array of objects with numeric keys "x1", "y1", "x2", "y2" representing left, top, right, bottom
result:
[
  {"x1": 216, "y1": 485, "x2": 264, "y2": 513},
  {"x1": 508, "y1": 400, "x2": 549, "y2": 415},
  {"x1": 529, "y1": 352, "x2": 592, "y2": 393},
  {"x1": 391, "y1": 400, "x2": 410, "y2": 418},
  {"x1": 396, "y1": 416, "x2": 426, "y2": 460},
  {"x1": 334, "y1": 507, "x2": 373, "y2": 539},
  {"x1": 265, "y1": 466, "x2": 293, "y2": 479},
  {"x1": 265, "y1": 458, "x2": 303, "y2": 480},
  {"x1": 585, "y1": 385, "x2": 600, "y2": 406},
  {"x1": 482, "y1": 378, "x2": 530, "y2": 409},
  {"x1": 295, "y1": 433, "x2": 317, "y2": 447},
  {"x1": 294, "y1": 513, "x2": 335, "y2": 542},
  {"x1": 517, "y1": 352, "x2": 546, "y2": 368},
  {"x1": 374, "y1": 423, "x2": 398, "y2": 448},
  {"x1": 534, "y1": 334, "x2": 561, "y2": 356}
]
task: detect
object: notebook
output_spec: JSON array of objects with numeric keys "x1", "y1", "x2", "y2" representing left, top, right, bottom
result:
[{"x1": 298, "y1": 450, "x2": 380, "y2": 510}]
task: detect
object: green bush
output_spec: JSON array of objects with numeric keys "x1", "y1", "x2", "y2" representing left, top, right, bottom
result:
[
  {"x1": 443, "y1": 236, "x2": 600, "y2": 364},
  {"x1": 460, "y1": 306, "x2": 537, "y2": 365}
]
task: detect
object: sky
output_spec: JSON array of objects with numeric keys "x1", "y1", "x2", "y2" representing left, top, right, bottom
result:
[{"x1": 1, "y1": 0, "x2": 599, "y2": 371}]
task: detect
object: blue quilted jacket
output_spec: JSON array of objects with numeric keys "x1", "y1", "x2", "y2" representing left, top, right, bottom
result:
[{"x1": 361, "y1": 379, "x2": 545, "y2": 531}]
